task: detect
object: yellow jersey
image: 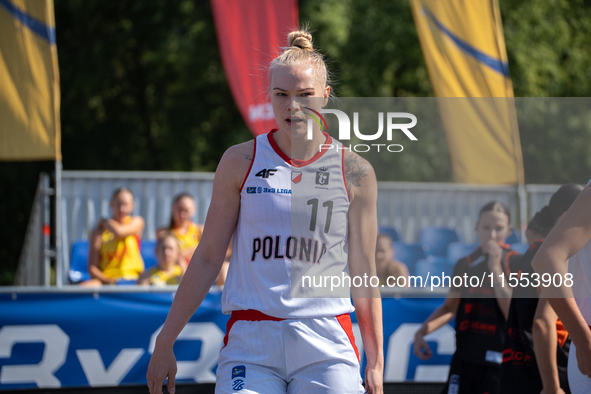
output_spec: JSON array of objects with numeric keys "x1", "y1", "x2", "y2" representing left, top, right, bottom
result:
[
  {"x1": 99, "y1": 217, "x2": 144, "y2": 280},
  {"x1": 148, "y1": 265, "x2": 183, "y2": 285},
  {"x1": 172, "y1": 222, "x2": 202, "y2": 252}
]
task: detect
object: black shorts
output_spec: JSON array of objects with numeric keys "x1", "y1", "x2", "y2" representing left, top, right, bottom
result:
[{"x1": 441, "y1": 353, "x2": 501, "y2": 394}]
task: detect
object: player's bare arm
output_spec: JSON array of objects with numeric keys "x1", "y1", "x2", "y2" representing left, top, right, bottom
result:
[
  {"x1": 346, "y1": 150, "x2": 384, "y2": 394},
  {"x1": 102, "y1": 216, "x2": 144, "y2": 238},
  {"x1": 532, "y1": 186, "x2": 591, "y2": 377},
  {"x1": 344, "y1": 151, "x2": 369, "y2": 201},
  {"x1": 413, "y1": 290, "x2": 460, "y2": 360},
  {"x1": 146, "y1": 140, "x2": 253, "y2": 394},
  {"x1": 532, "y1": 296, "x2": 562, "y2": 392}
]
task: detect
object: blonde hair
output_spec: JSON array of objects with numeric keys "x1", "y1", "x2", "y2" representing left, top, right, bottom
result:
[{"x1": 269, "y1": 28, "x2": 331, "y2": 90}]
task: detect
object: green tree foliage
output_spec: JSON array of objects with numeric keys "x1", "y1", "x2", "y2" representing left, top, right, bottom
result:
[
  {"x1": 3, "y1": 0, "x2": 591, "y2": 284},
  {"x1": 500, "y1": 0, "x2": 591, "y2": 183},
  {"x1": 57, "y1": 0, "x2": 251, "y2": 171}
]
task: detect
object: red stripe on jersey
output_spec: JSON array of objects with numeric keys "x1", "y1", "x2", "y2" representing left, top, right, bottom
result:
[
  {"x1": 222, "y1": 316, "x2": 237, "y2": 349},
  {"x1": 267, "y1": 129, "x2": 332, "y2": 168},
  {"x1": 336, "y1": 313, "x2": 360, "y2": 362},
  {"x1": 239, "y1": 138, "x2": 257, "y2": 192}
]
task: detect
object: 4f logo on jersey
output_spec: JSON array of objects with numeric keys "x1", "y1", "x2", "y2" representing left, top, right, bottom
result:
[
  {"x1": 255, "y1": 168, "x2": 277, "y2": 178},
  {"x1": 292, "y1": 170, "x2": 302, "y2": 184},
  {"x1": 315, "y1": 166, "x2": 330, "y2": 186}
]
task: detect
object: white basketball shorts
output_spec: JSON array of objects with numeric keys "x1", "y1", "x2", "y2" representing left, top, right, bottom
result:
[{"x1": 215, "y1": 310, "x2": 365, "y2": 394}]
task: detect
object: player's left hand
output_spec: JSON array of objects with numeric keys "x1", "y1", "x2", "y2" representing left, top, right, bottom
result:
[{"x1": 364, "y1": 365, "x2": 383, "y2": 394}]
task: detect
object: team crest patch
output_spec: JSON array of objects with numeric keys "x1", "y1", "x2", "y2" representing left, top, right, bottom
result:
[
  {"x1": 292, "y1": 171, "x2": 302, "y2": 184},
  {"x1": 246, "y1": 187, "x2": 256, "y2": 194},
  {"x1": 232, "y1": 365, "x2": 246, "y2": 379},
  {"x1": 315, "y1": 166, "x2": 329, "y2": 186}
]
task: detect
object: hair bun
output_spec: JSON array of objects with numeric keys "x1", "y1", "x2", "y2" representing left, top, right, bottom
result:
[{"x1": 288, "y1": 30, "x2": 313, "y2": 50}]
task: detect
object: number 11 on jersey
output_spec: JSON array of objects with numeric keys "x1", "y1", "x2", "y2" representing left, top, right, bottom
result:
[{"x1": 307, "y1": 198, "x2": 333, "y2": 233}]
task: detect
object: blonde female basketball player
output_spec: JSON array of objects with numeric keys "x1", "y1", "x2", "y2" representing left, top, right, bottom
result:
[
  {"x1": 146, "y1": 29, "x2": 384, "y2": 394},
  {"x1": 532, "y1": 182, "x2": 591, "y2": 393}
]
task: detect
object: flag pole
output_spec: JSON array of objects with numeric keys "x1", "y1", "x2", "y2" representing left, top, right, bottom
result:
[{"x1": 55, "y1": 159, "x2": 63, "y2": 287}]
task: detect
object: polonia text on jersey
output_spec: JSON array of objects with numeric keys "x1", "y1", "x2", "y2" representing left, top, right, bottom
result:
[{"x1": 251, "y1": 235, "x2": 328, "y2": 264}]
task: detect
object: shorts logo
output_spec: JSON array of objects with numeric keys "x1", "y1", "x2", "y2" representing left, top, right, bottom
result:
[
  {"x1": 246, "y1": 187, "x2": 256, "y2": 194},
  {"x1": 292, "y1": 170, "x2": 302, "y2": 184},
  {"x1": 232, "y1": 365, "x2": 246, "y2": 379},
  {"x1": 316, "y1": 167, "x2": 329, "y2": 186},
  {"x1": 231, "y1": 365, "x2": 245, "y2": 391},
  {"x1": 448, "y1": 374, "x2": 459, "y2": 394}
]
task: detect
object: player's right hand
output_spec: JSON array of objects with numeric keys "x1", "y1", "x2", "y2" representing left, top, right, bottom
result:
[
  {"x1": 147, "y1": 343, "x2": 177, "y2": 394},
  {"x1": 413, "y1": 334, "x2": 432, "y2": 360},
  {"x1": 576, "y1": 340, "x2": 591, "y2": 379}
]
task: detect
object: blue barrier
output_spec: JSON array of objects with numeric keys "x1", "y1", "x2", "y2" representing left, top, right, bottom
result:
[{"x1": 0, "y1": 291, "x2": 453, "y2": 390}]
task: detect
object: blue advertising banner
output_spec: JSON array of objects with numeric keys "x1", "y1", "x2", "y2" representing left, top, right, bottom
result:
[{"x1": 0, "y1": 291, "x2": 454, "y2": 390}]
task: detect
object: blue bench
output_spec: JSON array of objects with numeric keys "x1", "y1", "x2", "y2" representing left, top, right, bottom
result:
[{"x1": 419, "y1": 226, "x2": 460, "y2": 257}]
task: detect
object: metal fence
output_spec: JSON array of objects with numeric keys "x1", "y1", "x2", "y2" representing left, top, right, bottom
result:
[
  {"x1": 376, "y1": 182, "x2": 520, "y2": 243},
  {"x1": 60, "y1": 172, "x2": 529, "y2": 245},
  {"x1": 14, "y1": 174, "x2": 53, "y2": 286},
  {"x1": 526, "y1": 184, "x2": 561, "y2": 220},
  {"x1": 42, "y1": 171, "x2": 563, "y2": 285},
  {"x1": 60, "y1": 171, "x2": 214, "y2": 241}
]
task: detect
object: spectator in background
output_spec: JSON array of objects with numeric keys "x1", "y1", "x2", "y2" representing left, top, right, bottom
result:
[
  {"x1": 156, "y1": 193, "x2": 203, "y2": 266},
  {"x1": 80, "y1": 187, "x2": 145, "y2": 286},
  {"x1": 137, "y1": 232, "x2": 185, "y2": 286},
  {"x1": 375, "y1": 233, "x2": 409, "y2": 286},
  {"x1": 413, "y1": 201, "x2": 520, "y2": 394}
]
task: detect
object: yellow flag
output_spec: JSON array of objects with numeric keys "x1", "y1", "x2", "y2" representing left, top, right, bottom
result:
[
  {"x1": 0, "y1": 0, "x2": 61, "y2": 161},
  {"x1": 410, "y1": 0, "x2": 524, "y2": 184}
]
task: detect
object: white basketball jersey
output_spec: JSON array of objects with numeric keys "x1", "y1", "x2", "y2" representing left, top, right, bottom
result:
[
  {"x1": 222, "y1": 130, "x2": 355, "y2": 318},
  {"x1": 569, "y1": 179, "x2": 591, "y2": 324}
]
